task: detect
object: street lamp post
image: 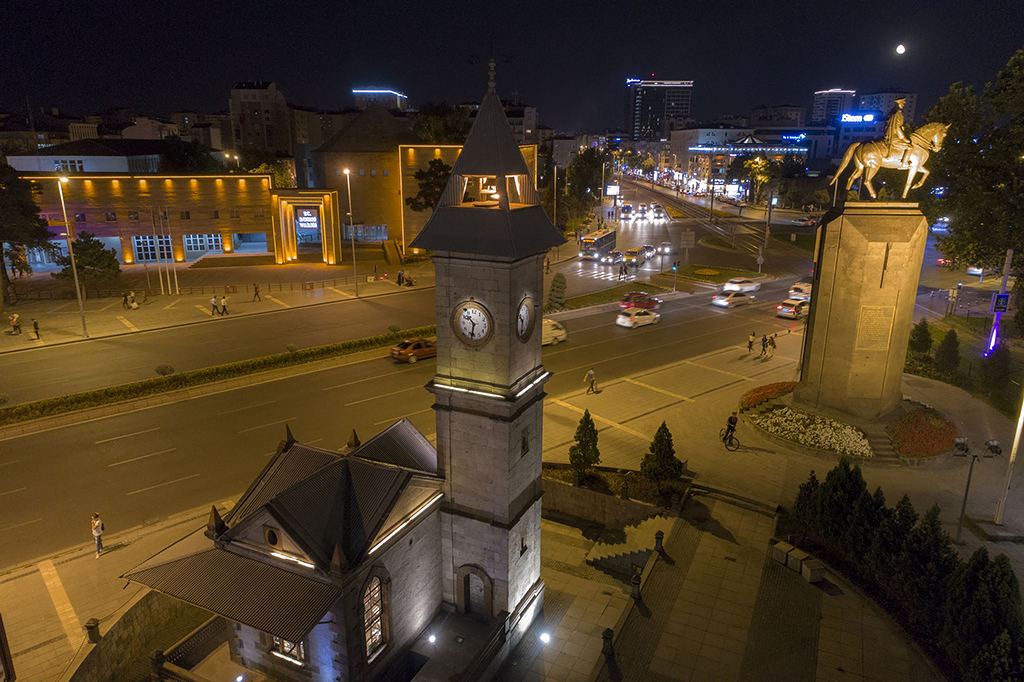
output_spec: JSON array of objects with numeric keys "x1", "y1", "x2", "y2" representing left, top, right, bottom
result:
[
  {"x1": 224, "y1": 153, "x2": 240, "y2": 169},
  {"x1": 343, "y1": 169, "x2": 358, "y2": 297},
  {"x1": 995, "y1": 395, "x2": 1024, "y2": 525},
  {"x1": 953, "y1": 437, "x2": 1003, "y2": 543},
  {"x1": 56, "y1": 177, "x2": 88, "y2": 338}
]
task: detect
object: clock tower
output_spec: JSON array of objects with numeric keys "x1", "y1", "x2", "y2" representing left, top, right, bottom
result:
[{"x1": 410, "y1": 63, "x2": 564, "y2": 648}]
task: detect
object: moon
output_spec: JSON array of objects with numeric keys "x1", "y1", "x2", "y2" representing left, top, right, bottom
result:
[{"x1": 896, "y1": 44, "x2": 906, "y2": 55}]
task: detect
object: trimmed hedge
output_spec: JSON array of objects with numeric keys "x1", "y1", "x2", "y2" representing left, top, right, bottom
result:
[{"x1": 0, "y1": 325, "x2": 437, "y2": 428}]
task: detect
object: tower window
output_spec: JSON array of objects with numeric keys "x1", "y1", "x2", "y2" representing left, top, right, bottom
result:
[
  {"x1": 363, "y1": 576, "x2": 387, "y2": 658},
  {"x1": 520, "y1": 533, "x2": 529, "y2": 556},
  {"x1": 521, "y1": 429, "x2": 529, "y2": 457},
  {"x1": 271, "y1": 636, "x2": 305, "y2": 664}
]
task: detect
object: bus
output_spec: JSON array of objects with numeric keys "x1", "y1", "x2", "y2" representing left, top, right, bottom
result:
[{"x1": 579, "y1": 229, "x2": 617, "y2": 260}]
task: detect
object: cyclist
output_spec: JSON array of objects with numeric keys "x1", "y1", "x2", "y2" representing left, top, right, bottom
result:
[{"x1": 723, "y1": 412, "x2": 738, "y2": 444}]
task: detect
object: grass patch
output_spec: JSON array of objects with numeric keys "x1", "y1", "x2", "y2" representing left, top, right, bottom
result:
[
  {"x1": 674, "y1": 263, "x2": 761, "y2": 284},
  {"x1": 543, "y1": 467, "x2": 689, "y2": 508},
  {"x1": 702, "y1": 235, "x2": 736, "y2": 251},
  {"x1": 0, "y1": 325, "x2": 437, "y2": 427},
  {"x1": 558, "y1": 282, "x2": 667, "y2": 311},
  {"x1": 771, "y1": 232, "x2": 816, "y2": 253}
]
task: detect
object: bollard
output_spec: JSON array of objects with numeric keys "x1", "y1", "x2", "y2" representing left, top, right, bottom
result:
[
  {"x1": 630, "y1": 572, "x2": 641, "y2": 600},
  {"x1": 602, "y1": 628, "x2": 614, "y2": 657},
  {"x1": 84, "y1": 618, "x2": 101, "y2": 643},
  {"x1": 654, "y1": 530, "x2": 664, "y2": 554},
  {"x1": 620, "y1": 480, "x2": 630, "y2": 500}
]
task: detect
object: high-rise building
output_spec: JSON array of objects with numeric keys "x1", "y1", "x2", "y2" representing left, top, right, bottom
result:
[
  {"x1": 229, "y1": 81, "x2": 293, "y2": 155},
  {"x1": 352, "y1": 89, "x2": 409, "y2": 111},
  {"x1": 858, "y1": 90, "x2": 918, "y2": 122},
  {"x1": 624, "y1": 78, "x2": 694, "y2": 140},
  {"x1": 811, "y1": 88, "x2": 856, "y2": 125},
  {"x1": 748, "y1": 104, "x2": 806, "y2": 127}
]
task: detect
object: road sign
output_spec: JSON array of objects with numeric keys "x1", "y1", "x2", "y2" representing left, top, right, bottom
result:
[
  {"x1": 679, "y1": 230, "x2": 695, "y2": 249},
  {"x1": 756, "y1": 255, "x2": 764, "y2": 265},
  {"x1": 992, "y1": 293, "x2": 1011, "y2": 313}
]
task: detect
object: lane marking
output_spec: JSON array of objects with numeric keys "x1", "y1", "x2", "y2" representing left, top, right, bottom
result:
[
  {"x1": 266, "y1": 295, "x2": 291, "y2": 308},
  {"x1": 625, "y1": 377, "x2": 694, "y2": 402},
  {"x1": 98, "y1": 301, "x2": 119, "y2": 312},
  {"x1": 0, "y1": 487, "x2": 26, "y2": 497},
  {"x1": 551, "y1": 399, "x2": 647, "y2": 439},
  {"x1": 126, "y1": 473, "x2": 201, "y2": 496},
  {"x1": 95, "y1": 427, "x2": 160, "y2": 444},
  {"x1": 683, "y1": 359, "x2": 755, "y2": 382},
  {"x1": 329, "y1": 287, "x2": 355, "y2": 299},
  {"x1": 116, "y1": 315, "x2": 139, "y2": 332},
  {"x1": 38, "y1": 559, "x2": 85, "y2": 650},
  {"x1": 195, "y1": 304, "x2": 213, "y2": 316},
  {"x1": 374, "y1": 407, "x2": 433, "y2": 425},
  {"x1": 0, "y1": 517, "x2": 42, "y2": 533},
  {"x1": 237, "y1": 417, "x2": 297, "y2": 434},
  {"x1": 322, "y1": 364, "x2": 421, "y2": 391},
  {"x1": 0, "y1": 460, "x2": 20, "y2": 467},
  {"x1": 108, "y1": 448, "x2": 176, "y2": 468},
  {"x1": 217, "y1": 400, "x2": 276, "y2": 416},
  {"x1": 163, "y1": 298, "x2": 182, "y2": 310},
  {"x1": 345, "y1": 385, "x2": 420, "y2": 406}
]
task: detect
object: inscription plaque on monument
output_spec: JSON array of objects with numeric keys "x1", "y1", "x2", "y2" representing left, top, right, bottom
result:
[{"x1": 855, "y1": 305, "x2": 895, "y2": 350}]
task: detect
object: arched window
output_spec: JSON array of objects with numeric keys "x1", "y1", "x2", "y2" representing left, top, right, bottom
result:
[{"x1": 363, "y1": 576, "x2": 386, "y2": 657}]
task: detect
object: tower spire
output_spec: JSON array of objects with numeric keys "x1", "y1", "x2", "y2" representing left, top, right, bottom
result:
[{"x1": 487, "y1": 58, "x2": 496, "y2": 95}]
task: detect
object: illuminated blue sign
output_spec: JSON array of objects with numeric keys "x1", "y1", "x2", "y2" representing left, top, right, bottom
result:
[
  {"x1": 841, "y1": 112, "x2": 877, "y2": 123},
  {"x1": 782, "y1": 133, "x2": 807, "y2": 141}
]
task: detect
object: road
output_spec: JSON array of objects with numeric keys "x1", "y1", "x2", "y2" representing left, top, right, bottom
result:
[{"x1": 0, "y1": 277, "x2": 801, "y2": 568}]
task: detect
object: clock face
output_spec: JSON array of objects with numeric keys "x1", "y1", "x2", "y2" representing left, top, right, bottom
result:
[
  {"x1": 516, "y1": 297, "x2": 535, "y2": 341},
  {"x1": 452, "y1": 301, "x2": 493, "y2": 346}
]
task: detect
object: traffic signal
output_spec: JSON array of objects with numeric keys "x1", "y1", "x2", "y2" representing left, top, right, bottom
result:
[{"x1": 672, "y1": 261, "x2": 679, "y2": 272}]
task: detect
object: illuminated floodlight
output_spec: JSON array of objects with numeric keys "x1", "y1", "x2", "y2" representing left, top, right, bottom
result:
[
  {"x1": 428, "y1": 635, "x2": 436, "y2": 643},
  {"x1": 540, "y1": 632, "x2": 551, "y2": 644}
]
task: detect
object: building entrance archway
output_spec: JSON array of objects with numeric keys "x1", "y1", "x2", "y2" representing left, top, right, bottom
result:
[
  {"x1": 270, "y1": 189, "x2": 342, "y2": 265},
  {"x1": 455, "y1": 564, "x2": 493, "y2": 620}
]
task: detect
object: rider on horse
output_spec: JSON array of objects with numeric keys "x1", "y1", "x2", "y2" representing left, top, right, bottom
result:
[{"x1": 883, "y1": 97, "x2": 912, "y2": 167}]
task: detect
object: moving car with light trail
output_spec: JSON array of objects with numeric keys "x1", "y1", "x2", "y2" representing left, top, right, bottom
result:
[
  {"x1": 722, "y1": 278, "x2": 761, "y2": 293},
  {"x1": 712, "y1": 292, "x2": 752, "y2": 308},
  {"x1": 541, "y1": 318, "x2": 567, "y2": 345},
  {"x1": 625, "y1": 247, "x2": 647, "y2": 265},
  {"x1": 776, "y1": 298, "x2": 809, "y2": 319},
  {"x1": 615, "y1": 308, "x2": 661, "y2": 328},
  {"x1": 618, "y1": 292, "x2": 663, "y2": 310},
  {"x1": 390, "y1": 338, "x2": 437, "y2": 363},
  {"x1": 601, "y1": 250, "x2": 624, "y2": 265}
]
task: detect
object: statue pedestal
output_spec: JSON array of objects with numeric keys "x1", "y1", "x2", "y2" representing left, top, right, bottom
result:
[{"x1": 794, "y1": 202, "x2": 928, "y2": 421}]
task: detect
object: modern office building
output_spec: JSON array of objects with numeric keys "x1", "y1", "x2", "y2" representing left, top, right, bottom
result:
[
  {"x1": 685, "y1": 135, "x2": 809, "y2": 193},
  {"x1": 668, "y1": 126, "x2": 752, "y2": 176},
  {"x1": 748, "y1": 104, "x2": 806, "y2": 127},
  {"x1": 624, "y1": 78, "x2": 694, "y2": 140},
  {"x1": 6, "y1": 138, "x2": 171, "y2": 174},
  {"x1": 352, "y1": 89, "x2": 409, "y2": 111},
  {"x1": 229, "y1": 81, "x2": 294, "y2": 155},
  {"x1": 858, "y1": 90, "x2": 918, "y2": 122},
  {"x1": 811, "y1": 88, "x2": 856, "y2": 125}
]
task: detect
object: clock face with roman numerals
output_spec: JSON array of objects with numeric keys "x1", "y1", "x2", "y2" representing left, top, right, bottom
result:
[
  {"x1": 517, "y1": 297, "x2": 535, "y2": 341},
  {"x1": 452, "y1": 301, "x2": 493, "y2": 347}
]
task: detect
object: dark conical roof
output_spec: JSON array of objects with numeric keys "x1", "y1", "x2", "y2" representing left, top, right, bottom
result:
[{"x1": 450, "y1": 93, "x2": 530, "y2": 177}]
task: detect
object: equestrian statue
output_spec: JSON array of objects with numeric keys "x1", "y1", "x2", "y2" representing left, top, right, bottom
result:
[{"x1": 831, "y1": 98, "x2": 950, "y2": 199}]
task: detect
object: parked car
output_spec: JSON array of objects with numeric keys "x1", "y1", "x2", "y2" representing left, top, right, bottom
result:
[
  {"x1": 659, "y1": 241, "x2": 674, "y2": 254},
  {"x1": 541, "y1": 318, "x2": 567, "y2": 345},
  {"x1": 722, "y1": 278, "x2": 761, "y2": 293},
  {"x1": 788, "y1": 283, "x2": 812, "y2": 300},
  {"x1": 642, "y1": 244, "x2": 657, "y2": 259},
  {"x1": 625, "y1": 247, "x2": 647, "y2": 265},
  {"x1": 618, "y1": 292, "x2": 663, "y2": 310},
  {"x1": 390, "y1": 338, "x2": 437, "y2": 363},
  {"x1": 712, "y1": 291, "x2": 752, "y2": 308},
  {"x1": 601, "y1": 250, "x2": 624, "y2": 265},
  {"x1": 776, "y1": 298, "x2": 809, "y2": 319},
  {"x1": 615, "y1": 308, "x2": 661, "y2": 328}
]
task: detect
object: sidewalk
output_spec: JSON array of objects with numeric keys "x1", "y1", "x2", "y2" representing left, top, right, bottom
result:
[{"x1": 0, "y1": 268, "x2": 435, "y2": 353}]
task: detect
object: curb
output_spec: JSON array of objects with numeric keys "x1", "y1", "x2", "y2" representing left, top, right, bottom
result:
[{"x1": 0, "y1": 284, "x2": 435, "y2": 358}]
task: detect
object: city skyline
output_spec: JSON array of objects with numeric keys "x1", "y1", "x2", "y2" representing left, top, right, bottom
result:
[{"x1": 2, "y1": 0, "x2": 1021, "y2": 132}]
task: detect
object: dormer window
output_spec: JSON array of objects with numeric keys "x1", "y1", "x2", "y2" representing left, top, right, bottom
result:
[
  {"x1": 271, "y1": 636, "x2": 305, "y2": 665},
  {"x1": 264, "y1": 525, "x2": 281, "y2": 548}
]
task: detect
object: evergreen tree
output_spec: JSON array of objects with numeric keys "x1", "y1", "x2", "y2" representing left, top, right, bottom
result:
[
  {"x1": 967, "y1": 630, "x2": 1024, "y2": 682},
  {"x1": 813, "y1": 459, "x2": 867, "y2": 551},
  {"x1": 547, "y1": 272, "x2": 567, "y2": 310},
  {"x1": 866, "y1": 494, "x2": 918, "y2": 588},
  {"x1": 405, "y1": 158, "x2": 452, "y2": 212},
  {"x1": 640, "y1": 421, "x2": 683, "y2": 492},
  {"x1": 793, "y1": 469, "x2": 820, "y2": 540},
  {"x1": 934, "y1": 328, "x2": 961, "y2": 374},
  {"x1": 51, "y1": 231, "x2": 121, "y2": 295},
  {"x1": 568, "y1": 409, "x2": 600, "y2": 483},
  {"x1": 908, "y1": 319, "x2": 933, "y2": 355},
  {"x1": 843, "y1": 487, "x2": 886, "y2": 564},
  {"x1": 0, "y1": 163, "x2": 55, "y2": 307},
  {"x1": 892, "y1": 505, "x2": 957, "y2": 637}
]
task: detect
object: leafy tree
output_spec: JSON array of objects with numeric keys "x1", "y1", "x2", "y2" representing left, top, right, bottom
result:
[
  {"x1": 413, "y1": 101, "x2": 472, "y2": 144},
  {"x1": 979, "y1": 344, "x2": 1013, "y2": 396},
  {"x1": 405, "y1": 158, "x2": 452, "y2": 212},
  {"x1": 238, "y1": 147, "x2": 281, "y2": 171},
  {"x1": 866, "y1": 493, "x2": 918, "y2": 587},
  {"x1": 908, "y1": 319, "x2": 933, "y2": 355},
  {"x1": 158, "y1": 136, "x2": 224, "y2": 172},
  {"x1": 51, "y1": 231, "x2": 121, "y2": 294},
  {"x1": 0, "y1": 163, "x2": 54, "y2": 307},
  {"x1": 568, "y1": 410, "x2": 600, "y2": 483},
  {"x1": 565, "y1": 148, "x2": 608, "y2": 200},
  {"x1": 640, "y1": 157, "x2": 656, "y2": 174},
  {"x1": 934, "y1": 328, "x2": 961, "y2": 373},
  {"x1": 640, "y1": 421, "x2": 683, "y2": 492},
  {"x1": 6, "y1": 244, "x2": 31, "y2": 279},
  {"x1": 892, "y1": 504, "x2": 957, "y2": 636},
  {"x1": 249, "y1": 162, "x2": 294, "y2": 189},
  {"x1": 546, "y1": 272, "x2": 567, "y2": 309}
]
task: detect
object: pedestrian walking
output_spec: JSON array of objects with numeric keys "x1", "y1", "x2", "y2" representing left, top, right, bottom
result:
[
  {"x1": 545, "y1": 258, "x2": 551, "y2": 274},
  {"x1": 759, "y1": 334, "x2": 768, "y2": 358},
  {"x1": 32, "y1": 318, "x2": 39, "y2": 340},
  {"x1": 210, "y1": 295, "x2": 218, "y2": 316},
  {"x1": 128, "y1": 291, "x2": 137, "y2": 309},
  {"x1": 9, "y1": 313, "x2": 21, "y2": 335},
  {"x1": 584, "y1": 368, "x2": 598, "y2": 395},
  {"x1": 252, "y1": 283, "x2": 261, "y2": 302},
  {"x1": 768, "y1": 334, "x2": 777, "y2": 356},
  {"x1": 121, "y1": 292, "x2": 129, "y2": 309},
  {"x1": 91, "y1": 512, "x2": 104, "y2": 558},
  {"x1": 219, "y1": 295, "x2": 228, "y2": 315},
  {"x1": 397, "y1": 270, "x2": 405, "y2": 287},
  {"x1": 747, "y1": 331, "x2": 756, "y2": 354}
]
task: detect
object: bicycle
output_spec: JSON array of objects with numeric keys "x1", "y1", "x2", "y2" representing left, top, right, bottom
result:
[{"x1": 719, "y1": 428, "x2": 740, "y2": 452}]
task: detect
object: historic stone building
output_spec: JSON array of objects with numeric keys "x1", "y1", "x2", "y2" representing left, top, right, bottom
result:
[{"x1": 125, "y1": 69, "x2": 561, "y2": 681}]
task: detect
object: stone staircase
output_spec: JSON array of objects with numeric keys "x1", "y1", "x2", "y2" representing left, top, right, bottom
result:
[
  {"x1": 861, "y1": 423, "x2": 898, "y2": 459},
  {"x1": 739, "y1": 397, "x2": 786, "y2": 416},
  {"x1": 585, "y1": 515, "x2": 676, "y2": 583}
]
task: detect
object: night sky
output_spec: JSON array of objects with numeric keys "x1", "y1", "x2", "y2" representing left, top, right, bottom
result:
[{"x1": 2, "y1": 0, "x2": 1022, "y2": 132}]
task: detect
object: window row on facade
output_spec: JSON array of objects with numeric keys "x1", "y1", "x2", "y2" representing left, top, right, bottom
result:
[
  {"x1": 333, "y1": 168, "x2": 389, "y2": 177},
  {"x1": 44, "y1": 208, "x2": 266, "y2": 223}
]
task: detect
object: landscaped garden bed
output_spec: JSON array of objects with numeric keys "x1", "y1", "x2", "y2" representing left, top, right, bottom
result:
[
  {"x1": 672, "y1": 264, "x2": 762, "y2": 284},
  {"x1": 885, "y1": 408, "x2": 958, "y2": 457},
  {"x1": 749, "y1": 406, "x2": 873, "y2": 458},
  {"x1": 740, "y1": 381, "x2": 797, "y2": 409},
  {"x1": 543, "y1": 467, "x2": 689, "y2": 509}
]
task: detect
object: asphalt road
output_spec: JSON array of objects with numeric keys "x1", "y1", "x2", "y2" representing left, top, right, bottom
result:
[{"x1": 0, "y1": 277, "x2": 800, "y2": 568}]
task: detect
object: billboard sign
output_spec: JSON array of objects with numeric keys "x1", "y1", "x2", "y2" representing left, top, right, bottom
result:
[
  {"x1": 605, "y1": 185, "x2": 620, "y2": 196},
  {"x1": 295, "y1": 207, "x2": 320, "y2": 232}
]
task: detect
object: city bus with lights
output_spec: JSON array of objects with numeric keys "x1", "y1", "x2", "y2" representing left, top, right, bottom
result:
[{"x1": 579, "y1": 228, "x2": 617, "y2": 261}]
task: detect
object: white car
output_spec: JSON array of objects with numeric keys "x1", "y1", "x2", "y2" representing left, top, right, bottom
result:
[
  {"x1": 788, "y1": 283, "x2": 812, "y2": 300},
  {"x1": 541, "y1": 318, "x2": 567, "y2": 345},
  {"x1": 776, "y1": 298, "x2": 809, "y2": 319},
  {"x1": 712, "y1": 291, "x2": 752, "y2": 308},
  {"x1": 615, "y1": 308, "x2": 661, "y2": 328},
  {"x1": 722, "y1": 278, "x2": 761, "y2": 293}
]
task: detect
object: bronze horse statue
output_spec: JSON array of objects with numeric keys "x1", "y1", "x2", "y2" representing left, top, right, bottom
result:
[{"x1": 830, "y1": 122, "x2": 950, "y2": 199}]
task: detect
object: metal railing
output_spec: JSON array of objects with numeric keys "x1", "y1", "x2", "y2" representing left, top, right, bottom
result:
[{"x1": 164, "y1": 616, "x2": 227, "y2": 669}]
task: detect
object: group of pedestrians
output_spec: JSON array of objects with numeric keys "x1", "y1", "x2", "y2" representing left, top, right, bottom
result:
[
  {"x1": 6, "y1": 313, "x2": 40, "y2": 339},
  {"x1": 747, "y1": 330, "x2": 777, "y2": 358},
  {"x1": 209, "y1": 295, "x2": 229, "y2": 316},
  {"x1": 617, "y1": 263, "x2": 632, "y2": 281},
  {"x1": 120, "y1": 290, "x2": 142, "y2": 310}
]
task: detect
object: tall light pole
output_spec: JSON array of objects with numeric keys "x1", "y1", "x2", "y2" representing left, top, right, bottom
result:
[
  {"x1": 224, "y1": 153, "x2": 240, "y2": 169},
  {"x1": 344, "y1": 169, "x2": 358, "y2": 297},
  {"x1": 56, "y1": 177, "x2": 88, "y2": 338}
]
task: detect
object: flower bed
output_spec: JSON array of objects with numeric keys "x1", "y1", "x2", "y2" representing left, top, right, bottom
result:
[
  {"x1": 750, "y1": 406, "x2": 873, "y2": 457},
  {"x1": 741, "y1": 381, "x2": 797, "y2": 409},
  {"x1": 886, "y1": 409, "x2": 958, "y2": 457}
]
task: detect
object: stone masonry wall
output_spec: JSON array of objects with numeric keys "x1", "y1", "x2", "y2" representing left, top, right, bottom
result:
[{"x1": 541, "y1": 477, "x2": 663, "y2": 528}]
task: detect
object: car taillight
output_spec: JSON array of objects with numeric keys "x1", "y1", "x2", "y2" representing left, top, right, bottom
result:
[{"x1": 776, "y1": 305, "x2": 783, "y2": 309}]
